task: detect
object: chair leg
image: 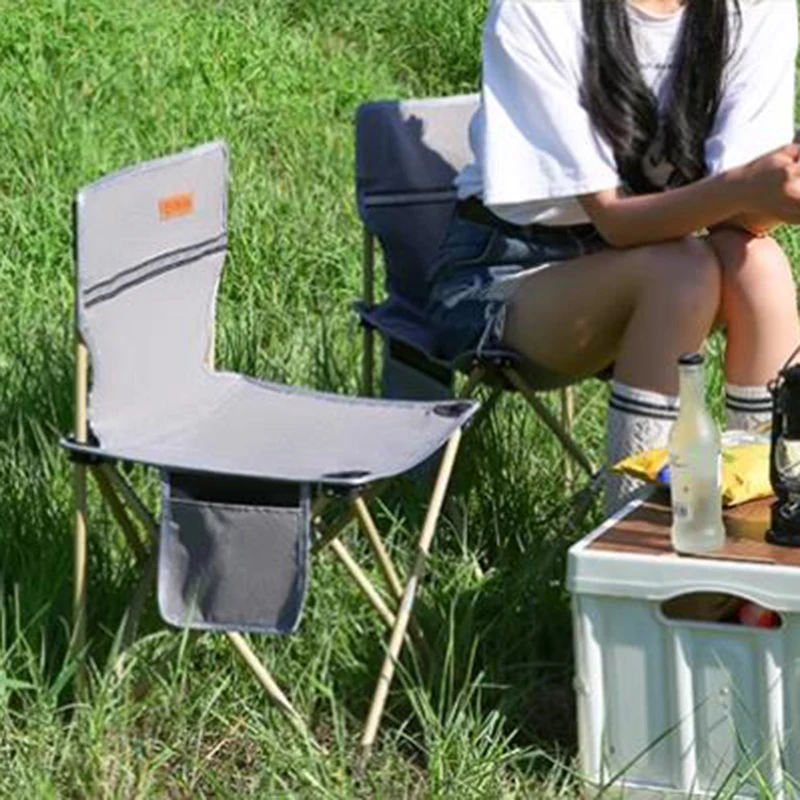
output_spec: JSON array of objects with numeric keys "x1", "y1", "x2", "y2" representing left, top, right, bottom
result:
[
  {"x1": 464, "y1": 386, "x2": 502, "y2": 430},
  {"x1": 226, "y1": 631, "x2": 319, "y2": 747},
  {"x1": 315, "y1": 493, "x2": 430, "y2": 648},
  {"x1": 503, "y1": 369, "x2": 595, "y2": 477},
  {"x1": 362, "y1": 229, "x2": 376, "y2": 397},
  {"x1": 353, "y1": 496, "x2": 404, "y2": 600},
  {"x1": 312, "y1": 502, "x2": 397, "y2": 627},
  {"x1": 86, "y1": 466, "x2": 159, "y2": 665},
  {"x1": 91, "y1": 466, "x2": 148, "y2": 566},
  {"x1": 359, "y1": 429, "x2": 463, "y2": 757},
  {"x1": 311, "y1": 485, "x2": 381, "y2": 554},
  {"x1": 118, "y1": 548, "x2": 158, "y2": 652},
  {"x1": 350, "y1": 496, "x2": 430, "y2": 655},
  {"x1": 73, "y1": 461, "x2": 88, "y2": 689},
  {"x1": 566, "y1": 467, "x2": 607, "y2": 533},
  {"x1": 72, "y1": 339, "x2": 89, "y2": 691},
  {"x1": 89, "y1": 467, "x2": 157, "y2": 657},
  {"x1": 561, "y1": 387, "x2": 576, "y2": 487},
  {"x1": 102, "y1": 464, "x2": 159, "y2": 544},
  {"x1": 328, "y1": 538, "x2": 398, "y2": 629}
]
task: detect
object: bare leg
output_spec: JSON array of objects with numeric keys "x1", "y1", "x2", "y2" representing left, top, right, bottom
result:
[
  {"x1": 502, "y1": 236, "x2": 721, "y2": 393},
  {"x1": 710, "y1": 229, "x2": 800, "y2": 385},
  {"x1": 502, "y1": 236, "x2": 721, "y2": 512}
]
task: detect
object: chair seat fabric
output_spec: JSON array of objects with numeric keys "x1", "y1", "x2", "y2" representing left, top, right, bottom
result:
[
  {"x1": 65, "y1": 370, "x2": 477, "y2": 486},
  {"x1": 356, "y1": 296, "x2": 440, "y2": 357}
]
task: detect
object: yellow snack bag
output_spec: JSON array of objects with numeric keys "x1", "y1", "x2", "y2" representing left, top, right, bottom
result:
[{"x1": 613, "y1": 432, "x2": 771, "y2": 507}]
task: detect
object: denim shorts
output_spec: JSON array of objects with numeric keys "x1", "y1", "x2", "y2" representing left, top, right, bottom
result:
[{"x1": 426, "y1": 199, "x2": 607, "y2": 363}]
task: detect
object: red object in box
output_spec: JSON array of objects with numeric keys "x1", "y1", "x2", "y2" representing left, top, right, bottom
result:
[{"x1": 737, "y1": 600, "x2": 781, "y2": 628}]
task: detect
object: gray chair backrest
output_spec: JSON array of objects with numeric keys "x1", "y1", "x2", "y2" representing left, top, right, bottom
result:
[
  {"x1": 355, "y1": 95, "x2": 479, "y2": 310},
  {"x1": 74, "y1": 141, "x2": 228, "y2": 446}
]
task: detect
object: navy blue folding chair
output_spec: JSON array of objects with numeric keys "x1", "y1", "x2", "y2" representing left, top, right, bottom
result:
[{"x1": 355, "y1": 95, "x2": 604, "y2": 486}]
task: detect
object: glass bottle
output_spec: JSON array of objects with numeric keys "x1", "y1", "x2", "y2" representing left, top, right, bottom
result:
[{"x1": 668, "y1": 353, "x2": 725, "y2": 554}]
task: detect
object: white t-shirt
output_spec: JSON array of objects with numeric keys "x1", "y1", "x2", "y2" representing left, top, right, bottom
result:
[{"x1": 456, "y1": 0, "x2": 798, "y2": 226}]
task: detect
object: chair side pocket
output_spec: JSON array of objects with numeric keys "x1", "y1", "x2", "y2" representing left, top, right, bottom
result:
[{"x1": 158, "y1": 472, "x2": 310, "y2": 634}]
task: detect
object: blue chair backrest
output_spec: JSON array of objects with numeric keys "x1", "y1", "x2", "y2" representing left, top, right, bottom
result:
[{"x1": 355, "y1": 95, "x2": 479, "y2": 310}]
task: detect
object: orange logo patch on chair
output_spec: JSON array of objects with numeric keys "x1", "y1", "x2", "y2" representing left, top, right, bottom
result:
[{"x1": 158, "y1": 192, "x2": 194, "y2": 221}]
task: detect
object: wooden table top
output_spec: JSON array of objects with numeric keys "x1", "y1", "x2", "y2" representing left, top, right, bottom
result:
[{"x1": 589, "y1": 490, "x2": 800, "y2": 568}]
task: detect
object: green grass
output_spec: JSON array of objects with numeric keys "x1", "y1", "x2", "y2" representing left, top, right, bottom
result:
[{"x1": 0, "y1": 0, "x2": 798, "y2": 796}]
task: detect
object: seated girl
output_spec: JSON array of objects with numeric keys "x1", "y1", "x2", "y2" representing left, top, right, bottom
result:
[{"x1": 427, "y1": 0, "x2": 800, "y2": 510}]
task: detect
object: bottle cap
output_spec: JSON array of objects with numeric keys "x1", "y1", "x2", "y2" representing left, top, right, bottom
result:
[{"x1": 678, "y1": 352, "x2": 704, "y2": 366}]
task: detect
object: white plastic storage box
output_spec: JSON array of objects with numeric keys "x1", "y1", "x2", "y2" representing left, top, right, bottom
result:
[{"x1": 567, "y1": 494, "x2": 800, "y2": 799}]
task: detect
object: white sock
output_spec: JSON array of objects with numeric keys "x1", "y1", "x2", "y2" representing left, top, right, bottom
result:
[
  {"x1": 606, "y1": 381, "x2": 679, "y2": 515},
  {"x1": 725, "y1": 384, "x2": 772, "y2": 432}
]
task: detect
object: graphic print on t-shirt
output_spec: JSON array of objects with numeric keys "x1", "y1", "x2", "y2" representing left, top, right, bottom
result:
[{"x1": 642, "y1": 128, "x2": 677, "y2": 190}]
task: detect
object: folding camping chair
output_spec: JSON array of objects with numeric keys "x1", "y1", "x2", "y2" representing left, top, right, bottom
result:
[
  {"x1": 355, "y1": 94, "x2": 604, "y2": 490},
  {"x1": 62, "y1": 141, "x2": 477, "y2": 754}
]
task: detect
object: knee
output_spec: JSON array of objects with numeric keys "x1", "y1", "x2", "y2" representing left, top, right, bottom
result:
[
  {"x1": 712, "y1": 229, "x2": 793, "y2": 298},
  {"x1": 636, "y1": 237, "x2": 722, "y2": 318}
]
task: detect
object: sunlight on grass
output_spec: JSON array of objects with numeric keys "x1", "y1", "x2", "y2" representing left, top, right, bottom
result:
[{"x1": 1, "y1": 0, "x2": 799, "y2": 796}]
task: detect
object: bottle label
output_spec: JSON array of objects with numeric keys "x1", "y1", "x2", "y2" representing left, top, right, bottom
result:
[
  {"x1": 671, "y1": 458, "x2": 692, "y2": 522},
  {"x1": 670, "y1": 454, "x2": 722, "y2": 526}
]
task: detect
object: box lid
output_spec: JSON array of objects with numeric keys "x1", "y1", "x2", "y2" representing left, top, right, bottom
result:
[{"x1": 567, "y1": 493, "x2": 800, "y2": 612}]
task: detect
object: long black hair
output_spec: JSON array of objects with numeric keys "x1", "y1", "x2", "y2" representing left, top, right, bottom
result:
[{"x1": 580, "y1": 0, "x2": 741, "y2": 194}]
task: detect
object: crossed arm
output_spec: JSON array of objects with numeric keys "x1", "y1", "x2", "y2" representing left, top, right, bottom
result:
[{"x1": 579, "y1": 142, "x2": 800, "y2": 249}]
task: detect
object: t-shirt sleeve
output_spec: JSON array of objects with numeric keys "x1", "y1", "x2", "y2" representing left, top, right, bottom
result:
[
  {"x1": 480, "y1": 1, "x2": 620, "y2": 208},
  {"x1": 705, "y1": 0, "x2": 798, "y2": 176}
]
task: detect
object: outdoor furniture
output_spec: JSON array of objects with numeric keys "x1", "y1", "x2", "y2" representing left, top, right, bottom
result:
[
  {"x1": 62, "y1": 140, "x2": 478, "y2": 753},
  {"x1": 569, "y1": 491, "x2": 798, "y2": 797},
  {"x1": 355, "y1": 94, "x2": 606, "y2": 495}
]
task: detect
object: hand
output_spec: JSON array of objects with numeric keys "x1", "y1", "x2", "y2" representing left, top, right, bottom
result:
[
  {"x1": 710, "y1": 215, "x2": 776, "y2": 238},
  {"x1": 737, "y1": 143, "x2": 800, "y2": 224}
]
